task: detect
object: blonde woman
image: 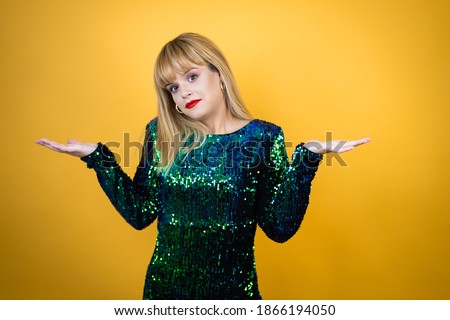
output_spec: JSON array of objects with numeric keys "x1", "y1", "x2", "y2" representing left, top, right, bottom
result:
[{"x1": 36, "y1": 33, "x2": 370, "y2": 299}]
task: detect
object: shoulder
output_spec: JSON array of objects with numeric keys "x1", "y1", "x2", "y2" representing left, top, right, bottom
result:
[
  {"x1": 146, "y1": 117, "x2": 158, "y2": 129},
  {"x1": 142, "y1": 117, "x2": 158, "y2": 143},
  {"x1": 145, "y1": 117, "x2": 158, "y2": 134},
  {"x1": 248, "y1": 119, "x2": 284, "y2": 139}
]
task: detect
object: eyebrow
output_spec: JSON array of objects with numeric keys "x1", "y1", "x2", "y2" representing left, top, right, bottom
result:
[
  {"x1": 165, "y1": 67, "x2": 199, "y2": 88},
  {"x1": 183, "y1": 67, "x2": 198, "y2": 75}
]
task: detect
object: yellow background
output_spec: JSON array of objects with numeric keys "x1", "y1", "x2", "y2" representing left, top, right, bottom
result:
[{"x1": 1, "y1": 0, "x2": 449, "y2": 299}]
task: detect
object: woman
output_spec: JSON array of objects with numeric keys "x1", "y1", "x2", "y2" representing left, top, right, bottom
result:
[{"x1": 36, "y1": 33, "x2": 370, "y2": 299}]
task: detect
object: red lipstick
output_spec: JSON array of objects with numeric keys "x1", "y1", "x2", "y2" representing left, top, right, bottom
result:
[{"x1": 185, "y1": 99, "x2": 201, "y2": 109}]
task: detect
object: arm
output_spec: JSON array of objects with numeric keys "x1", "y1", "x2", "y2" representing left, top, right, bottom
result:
[
  {"x1": 80, "y1": 119, "x2": 161, "y2": 230},
  {"x1": 255, "y1": 127, "x2": 323, "y2": 243}
]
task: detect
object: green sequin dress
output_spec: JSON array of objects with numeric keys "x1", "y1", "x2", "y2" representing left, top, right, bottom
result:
[{"x1": 80, "y1": 118, "x2": 322, "y2": 299}]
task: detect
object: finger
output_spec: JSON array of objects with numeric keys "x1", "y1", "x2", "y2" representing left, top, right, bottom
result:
[
  {"x1": 35, "y1": 138, "x2": 75, "y2": 154},
  {"x1": 51, "y1": 143, "x2": 73, "y2": 152},
  {"x1": 42, "y1": 140, "x2": 74, "y2": 152},
  {"x1": 345, "y1": 138, "x2": 371, "y2": 147},
  {"x1": 36, "y1": 138, "x2": 66, "y2": 149},
  {"x1": 37, "y1": 141, "x2": 64, "y2": 153},
  {"x1": 36, "y1": 139, "x2": 57, "y2": 148},
  {"x1": 67, "y1": 139, "x2": 80, "y2": 144},
  {"x1": 35, "y1": 138, "x2": 55, "y2": 145},
  {"x1": 45, "y1": 144, "x2": 64, "y2": 152}
]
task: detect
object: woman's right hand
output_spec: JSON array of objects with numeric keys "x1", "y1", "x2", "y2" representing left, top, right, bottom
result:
[{"x1": 35, "y1": 138, "x2": 98, "y2": 158}]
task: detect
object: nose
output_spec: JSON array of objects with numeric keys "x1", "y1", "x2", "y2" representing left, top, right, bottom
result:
[{"x1": 179, "y1": 83, "x2": 192, "y2": 99}]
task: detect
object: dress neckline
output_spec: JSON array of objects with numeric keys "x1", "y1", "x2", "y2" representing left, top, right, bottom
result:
[{"x1": 206, "y1": 119, "x2": 257, "y2": 137}]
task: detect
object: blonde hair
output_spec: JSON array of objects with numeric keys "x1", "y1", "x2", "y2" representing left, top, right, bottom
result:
[{"x1": 152, "y1": 32, "x2": 252, "y2": 174}]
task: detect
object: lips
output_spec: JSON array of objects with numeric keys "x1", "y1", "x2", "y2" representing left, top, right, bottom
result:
[{"x1": 185, "y1": 99, "x2": 202, "y2": 109}]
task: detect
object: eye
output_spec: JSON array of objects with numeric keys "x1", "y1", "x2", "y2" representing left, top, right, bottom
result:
[
  {"x1": 187, "y1": 74, "x2": 198, "y2": 82},
  {"x1": 169, "y1": 85, "x2": 179, "y2": 93}
]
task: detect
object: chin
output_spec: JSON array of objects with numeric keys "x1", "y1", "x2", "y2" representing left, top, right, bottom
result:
[{"x1": 185, "y1": 110, "x2": 210, "y2": 122}]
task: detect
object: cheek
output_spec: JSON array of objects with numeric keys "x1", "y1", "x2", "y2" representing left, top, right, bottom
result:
[
  {"x1": 202, "y1": 79, "x2": 218, "y2": 96},
  {"x1": 209, "y1": 85, "x2": 223, "y2": 101},
  {"x1": 171, "y1": 94, "x2": 182, "y2": 104}
]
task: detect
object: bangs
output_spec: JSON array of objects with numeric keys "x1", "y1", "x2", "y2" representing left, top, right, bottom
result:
[{"x1": 154, "y1": 40, "x2": 208, "y2": 89}]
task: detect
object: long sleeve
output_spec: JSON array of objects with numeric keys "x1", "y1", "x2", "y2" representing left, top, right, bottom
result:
[
  {"x1": 80, "y1": 119, "x2": 160, "y2": 230},
  {"x1": 255, "y1": 126, "x2": 322, "y2": 243}
]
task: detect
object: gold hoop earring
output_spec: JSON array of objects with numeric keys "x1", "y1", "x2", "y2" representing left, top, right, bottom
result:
[
  {"x1": 220, "y1": 81, "x2": 225, "y2": 92},
  {"x1": 175, "y1": 105, "x2": 183, "y2": 113}
]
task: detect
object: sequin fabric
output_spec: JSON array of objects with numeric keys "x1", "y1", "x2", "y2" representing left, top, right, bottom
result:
[{"x1": 80, "y1": 118, "x2": 322, "y2": 299}]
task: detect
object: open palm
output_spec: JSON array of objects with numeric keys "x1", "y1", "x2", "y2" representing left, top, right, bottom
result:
[
  {"x1": 304, "y1": 137, "x2": 371, "y2": 154},
  {"x1": 35, "y1": 138, "x2": 98, "y2": 158}
]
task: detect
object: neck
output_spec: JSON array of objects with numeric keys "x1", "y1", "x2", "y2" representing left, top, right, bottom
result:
[
  {"x1": 203, "y1": 113, "x2": 252, "y2": 136},
  {"x1": 203, "y1": 110, "x2": 235, "y2": 134}
]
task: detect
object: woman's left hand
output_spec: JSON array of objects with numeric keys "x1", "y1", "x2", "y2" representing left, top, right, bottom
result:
[{"x1": 304, "y1": 137, "x2": 371, "y2": 154}]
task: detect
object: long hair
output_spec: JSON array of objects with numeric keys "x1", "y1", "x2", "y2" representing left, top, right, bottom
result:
[{"x1": 152, "y1": 33, "x2": 252, "y2": 174}]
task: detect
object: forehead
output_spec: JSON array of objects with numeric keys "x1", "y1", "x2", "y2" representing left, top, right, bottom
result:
[
  {"x1": 162, "y1": 65, "x2": 212, "y2": 89},
  {"x1": 155, "y1": 37, "x2": 213, "y2": 88},
  {"x1": 156, "y1": 55, "x2": 206, "y2": 87},
  {"x1": 168, "y1": 65, "x2": 201, "y2": 82}
]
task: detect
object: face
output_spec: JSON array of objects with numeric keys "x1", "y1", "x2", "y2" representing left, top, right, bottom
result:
[{"x1": 165, "y1": 64, "x2": 226, "y2": 123}]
